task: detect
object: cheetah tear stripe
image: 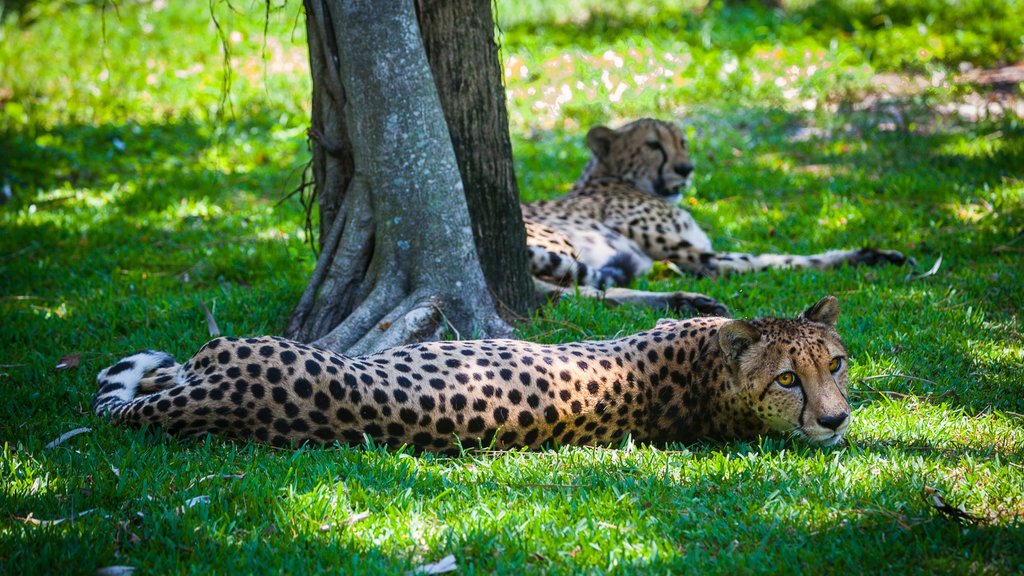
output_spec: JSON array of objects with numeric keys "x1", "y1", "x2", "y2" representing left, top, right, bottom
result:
[{"x1": 93, "y1": 297, "x2": 853, "y2": 453}]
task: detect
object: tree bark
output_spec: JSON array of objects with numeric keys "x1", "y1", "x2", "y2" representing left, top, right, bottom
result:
[
  {"x1": 287, "y1": 0, "x2": 512, "y2": 355},
  {"x1": 415, "y1": 0, "x2": 537, "y2": 316}
]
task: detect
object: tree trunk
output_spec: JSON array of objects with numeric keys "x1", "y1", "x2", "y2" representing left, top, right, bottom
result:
[
  {"x1": 287, "y1": 0, "x2": 512, "y2": 355},
  {"x1": 415, "y1": 0, "x2": 537, "y2": 316}
]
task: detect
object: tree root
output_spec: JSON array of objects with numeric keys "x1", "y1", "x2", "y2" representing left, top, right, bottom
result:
[
  {"x1": 286, "y1": 178, "x2": 374, "y2": 343},
  {"x1": 314, "y1": 287, "x2": 513, "y2": 356},
  {"x1": 343, "y1": 294, "x2": 445, "y2": 356},
  {"x1": 313, "y1": 280, "x2": 406, "y2": 353}
]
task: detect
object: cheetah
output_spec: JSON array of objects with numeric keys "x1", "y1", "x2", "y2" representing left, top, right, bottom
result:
[
  {"x1": 524, "y1": 118, "x2": 909, "y2": 287},
  {"x1": 94, "y1": 295, "x2": 852, "y2": 451}
]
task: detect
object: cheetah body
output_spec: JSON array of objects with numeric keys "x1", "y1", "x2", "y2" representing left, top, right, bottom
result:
[{"x1": 95, "y1": 297, "x2": 852, "y2": 451}]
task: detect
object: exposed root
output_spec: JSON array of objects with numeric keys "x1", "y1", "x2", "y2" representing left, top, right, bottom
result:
[
  {"x1": 286, "y1": 178, "x2": 374, "y2": 342},
  {"x1": 313, "y1": 280, "x2": 405, "y2": 353},
  {"x1": 285, "y1": 196, "x2": 348, "y2": 338},
  {"x1": 313, "y1": 287, "x2": 511, "y2": 357},
  {"x1": 345, "y1": 294, "x2": 444, "y2": 356}
]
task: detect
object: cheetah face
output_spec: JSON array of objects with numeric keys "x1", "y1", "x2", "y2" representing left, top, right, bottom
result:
[
  {"x1": 586, "y1": 118, "x2": 694, "y2": 203},
  {"x1": 719, "y1": 296, "x2": 852, "y2": 446}
]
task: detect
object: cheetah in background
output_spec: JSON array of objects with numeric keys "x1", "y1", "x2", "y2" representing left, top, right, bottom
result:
[
  {"x1": 524, "y1": 118, "x2": 909, "y2": 292},
  {"x1": 95, "y1": 296, "x2": 853, "y2": 452}
]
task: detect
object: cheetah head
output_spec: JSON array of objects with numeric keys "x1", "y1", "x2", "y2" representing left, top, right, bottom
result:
[
  {"x1": 718, "y1": 295, "x2": 852, "y2": 446},
  {"x1": 585, "y1": 118, "x2": 694, "y2": 203}
]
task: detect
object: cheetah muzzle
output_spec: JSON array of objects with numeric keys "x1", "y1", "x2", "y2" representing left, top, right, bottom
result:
[{"x1": 95, "y1": 296, "x2": 852, "y2": 452}]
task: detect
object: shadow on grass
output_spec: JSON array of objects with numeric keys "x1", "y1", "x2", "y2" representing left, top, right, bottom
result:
[
  {"x1": 1, "y1": 107, "x2": 312, "y2": 286},
  {"x1": 1, "y1": 107, "x2": 307, "y2": 210},
  {"x1": 0, "y1": 111, "x2": 313, "y2": 435}
]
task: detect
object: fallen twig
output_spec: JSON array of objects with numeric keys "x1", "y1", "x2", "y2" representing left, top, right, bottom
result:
[
  {"x1": 96, "y1": 566, "x2": 135, "y2": 576},
  {"x1": 859, "y1": 373, "x2": 940, "y2": 387},
  {"x1": 195, "y1": 473, "x2": 246, "y2": 484},
  {"x1": 45, "y1": 427, "x2": 92, "y2": 449},
  {"x1": 852, "y1": 388, "x2": 957, "y2": 403}
]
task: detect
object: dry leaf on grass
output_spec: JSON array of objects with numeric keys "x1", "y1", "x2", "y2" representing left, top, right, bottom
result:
[
  {"x1": 319, "y1": 510, "x2": 371, "y2": 532},
  {"x1": 199, "y1": 301, "x2": 221, "y2": 337},
  {"x1": 407, "y1": 554, "x2": 457, "y2": 575},
  {"x1": 922, "y1": 485, "x2": 979, "y2": 523},
  {"x1": 55, "y1": 353, "x2": 81, "y2": 371},
  {"x1": 906, "y1": 254, "x2": 942, "y2": 281},
  {"x1": 15, "y1": 508, "x2": 100, "y2": 526},
  {"x1": 96, "y1": 566, "x2": 135, "y2": 576},
  {"x1": 176, "y1": 495, "x2": 211, "y2": 514},
  {"x1": 45, "y1": 427, "x2": 92, "y2": 449},
  {"x1": 189, "y1": 472, "x2": 246, "y2": 487}
]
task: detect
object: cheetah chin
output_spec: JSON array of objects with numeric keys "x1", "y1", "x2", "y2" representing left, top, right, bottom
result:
[{"x1": 95, "y1": 296, "x2": 852, "y2": 453}]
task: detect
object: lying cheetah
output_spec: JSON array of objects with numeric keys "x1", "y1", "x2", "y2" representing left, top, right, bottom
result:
[
  {"x1": 524, "y1": 118, "x2": 909, "y2": 285},
  {"x1": 95, "y1": 296, "x2": 852, "y2": 451}
]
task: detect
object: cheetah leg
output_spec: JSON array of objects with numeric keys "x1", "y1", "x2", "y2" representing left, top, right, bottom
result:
[
  {"x1": 528, "y1": 245, "x2": 601, "y2": 288},
  {"x1": 525, "y1": 219, "x2": 638, "y2": 288},
  {"x1": 528, "y1": 246, "x2": 637, "y2": 289},
  {"x1": 93, "y1": 351, "x2": 177, "y2": 418},
  {"x1": 669, "y1": 248, "x2": 911, "y2": 277},
  {"x1": 534, "y1": 279, "x2": 729, "y2": 317},
  {"x1": 602, "y1": 287, "x2": 730, "y2": 317}
]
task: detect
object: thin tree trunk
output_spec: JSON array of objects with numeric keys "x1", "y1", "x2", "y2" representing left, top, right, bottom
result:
[
  {"x1": 287, "y1": 0, "x2": 512, "y2": 355},
  {"x1": 304, "y1": 0, "x2": 352, "y2": 248},
  {"x1": 415, "y1": 0, "x2": 537, "y2": 316}
]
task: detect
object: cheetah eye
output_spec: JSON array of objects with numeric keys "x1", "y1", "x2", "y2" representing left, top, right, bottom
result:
[
  {"x1": 645, "y1": 141, "x2": 663, "y2": 151},
  {"x1": 829, "y1": 357, "x2": 843, "y2": 373},
  {"x1": 776, "y1": 371, "x2": 798, "y2": 388}
]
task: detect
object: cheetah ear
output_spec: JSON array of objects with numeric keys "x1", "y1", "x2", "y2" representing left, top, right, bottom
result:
[
  {"x1": 718, "y1": 320, "x2": 761, "y2": 363},
  {"x1": 799, "y1": 295, "x2": 840, "y2": 327},
  {"x1": 586, "y1": 126, "x2": 616, "y2": 159}
]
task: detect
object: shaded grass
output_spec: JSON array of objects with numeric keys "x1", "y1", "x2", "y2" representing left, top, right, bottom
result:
[{"x1": 2, "y1": 1, "x2": 1023, "y2": 574}]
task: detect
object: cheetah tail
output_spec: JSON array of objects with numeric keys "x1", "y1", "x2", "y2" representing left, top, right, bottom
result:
[{"x1": 93, "y1": 351, "x2": 177, "y2": 417}]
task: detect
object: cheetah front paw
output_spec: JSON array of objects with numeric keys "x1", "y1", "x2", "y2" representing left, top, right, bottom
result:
[{"x1": 852, "y1": 248, "x2": 915, "y2": 267}]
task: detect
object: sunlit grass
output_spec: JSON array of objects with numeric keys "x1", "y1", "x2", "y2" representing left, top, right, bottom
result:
[{"x1": 2, "y1": 0, "x2": 1023, "y2": 573}]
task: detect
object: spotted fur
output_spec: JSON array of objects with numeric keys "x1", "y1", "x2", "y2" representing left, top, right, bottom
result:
[
  {"x1": 94, "y1": 296, "x2": 852, "y2": 452},
  {"x1": 524, "y1": 118, "x2": 909, "y2": 281}
]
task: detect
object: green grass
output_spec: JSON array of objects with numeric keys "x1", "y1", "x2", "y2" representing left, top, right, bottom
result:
[{"x1": 2, "y1": 1, "x2": 1023, "y2": 573}]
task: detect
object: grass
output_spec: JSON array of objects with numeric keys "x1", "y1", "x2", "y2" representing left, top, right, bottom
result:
[{"x1": 2, "y1": 0, "x2": 1023, "y2": 573}]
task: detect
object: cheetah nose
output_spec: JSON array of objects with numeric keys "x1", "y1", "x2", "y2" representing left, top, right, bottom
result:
[
  {"x1": 817, "y1": 412, "x2": 849, "y2": 431},
  {"x1": 674, "y1": 163, "x2": 694, "y2": 177}
]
